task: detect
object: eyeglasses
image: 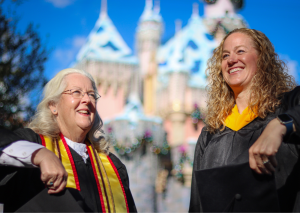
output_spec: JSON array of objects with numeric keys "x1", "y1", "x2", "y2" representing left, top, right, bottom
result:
[{"x1": 62, "y1": 89, "x2": 101, "y2": 103}]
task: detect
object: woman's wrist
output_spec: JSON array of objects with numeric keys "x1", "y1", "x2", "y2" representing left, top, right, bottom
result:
[{"x1": 271, "y1": 118, "x2": 287, "y2": 138}]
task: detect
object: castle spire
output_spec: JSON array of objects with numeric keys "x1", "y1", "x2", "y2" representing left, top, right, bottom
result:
[
  {"x1": 153, "y1": 0, "x2": 160, "y2": 14},
  {"x1": 175, "y1": 19, "x2": 182, "y2": 33},
  {"x1": 145, "y1": 0, "x2": 153, "y2": 11},
  {"x1": 192, "y1": 3, "x2": 199, "y2": 17},
  {"x1": 100, "y1": 0, "x2": 107, "y2": 18}
]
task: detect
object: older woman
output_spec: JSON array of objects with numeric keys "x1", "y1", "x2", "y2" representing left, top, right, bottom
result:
[
  {"x1": 189, "y1": 28, "x2": 300, "y2": 212},
  {"x1": 0, "y1": 68, "x2": 137, "y2": 212}
]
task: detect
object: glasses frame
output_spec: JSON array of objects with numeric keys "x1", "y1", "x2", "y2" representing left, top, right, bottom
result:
[{"x1": 62, "y1": 88, "x2": 101, "y2": 102}]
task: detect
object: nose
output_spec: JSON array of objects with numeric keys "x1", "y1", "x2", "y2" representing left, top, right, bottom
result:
[
  {"x1": 81, "y1": 92, "x2": 92, "y2": 104},
  {"x1": 228, "y1": 54, "x2": 238, "y2": 66}
]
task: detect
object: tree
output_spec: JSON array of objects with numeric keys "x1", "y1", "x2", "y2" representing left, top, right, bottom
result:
[{"x1": 0, "y1": 0, "x2": 48, "y2": 130}]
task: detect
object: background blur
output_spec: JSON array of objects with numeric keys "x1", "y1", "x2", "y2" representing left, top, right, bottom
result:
[
  {"x1": 3, "y1": 0, "x2": 300, "y2": 82},
  {"x1": 1, "y1": 0, "x2": 300, "y2": 212}
]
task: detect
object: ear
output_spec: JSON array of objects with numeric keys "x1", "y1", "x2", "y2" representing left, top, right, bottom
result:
[{"x1": 49, "y1": 102, "x2": 58, "y2": 115}]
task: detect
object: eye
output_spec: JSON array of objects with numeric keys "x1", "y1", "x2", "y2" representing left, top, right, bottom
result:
[
  {"x1": 72, "y1": 90, "x2": 81, "y2": 95},
  {"x1": 88, "y1": 92, "x2": 96, "y2": 99},
  {"x1": 222, "y1": 54, "x2": 229, "y2": 59},
  {"x1": 237, "y1": 49, "x2": 245, "y2": 54}
]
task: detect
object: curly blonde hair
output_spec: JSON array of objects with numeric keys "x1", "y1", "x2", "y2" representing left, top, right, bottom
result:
[
  {"x1": 206, "y1": 28, "x2": 296, "y2": 133},
  {"x1": 28, "y1": 68, "x2": 109, "y2": 154}
]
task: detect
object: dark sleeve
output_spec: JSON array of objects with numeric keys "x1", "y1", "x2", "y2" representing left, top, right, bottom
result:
[
  {"x1": 0, "y1": 128, "x2": 26, "y2": 148},
  {"x1": 0, "y1": 127, "x2": 42, "y2": 148},
  {"x1": 281, "y1": 86, "x2": 300, "y2": 141},
  {"x1": 13, "y1": 128, "x2": 42, "y2": 145},
  {"x1": 108, "y1": 153, "x2": 137, "y2": 213},
  {"x1": 189, "y1": 127, "x2": 209, "y2": 213}
]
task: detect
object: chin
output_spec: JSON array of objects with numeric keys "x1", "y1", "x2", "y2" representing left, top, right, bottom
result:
[{"x1": 78, "y1": 123, "x2": 93, "y2": 131}]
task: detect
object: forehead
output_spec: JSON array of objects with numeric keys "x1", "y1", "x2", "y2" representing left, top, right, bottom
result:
[
  {"x1": 223, "y1": 32, "x2": 255, "y2": 50},
  {"x1": 64, "y1": 73, "x2": 93, "y2": 89}
]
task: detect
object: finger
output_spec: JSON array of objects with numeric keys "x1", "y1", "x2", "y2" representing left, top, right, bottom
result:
[
  {"x1": 263, "y1": 161, "x2": 276, "y2": 173},
  {"x1": 48, "y1": 173, "x2": 68, "y2": 194},
  {"x1": 256, "y1": 154, "x2": 271, "y2": 175},
  {"x1": 48, "y1": 176, "x2": 67, "y2": 194},
  {"x1": 249, "y1": 148, "x2": 263, "y2": 174},
  {"x1": 51, "y1": 174, "x2": 64, "y2": 189},
  {"x1": 269, "y1": 155, "x2": 278, "y2": 168},
  {"x1": 46, "y1": 175, "x2": 57, "y2": 185},
  {"x1": 41, "y1": 173, "x2": 56, "y2": 185}
]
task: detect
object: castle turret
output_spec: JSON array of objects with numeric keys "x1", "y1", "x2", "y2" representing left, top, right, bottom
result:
[
  {"x1": 136, "y1": 0, "x2": 163, "y2": 66},
  {"x1": 156, "y1": 3, "x2": 216, "y2": 147},
  {"x1": 73, "y1": 0, "x2": 138, "y2": 120},
  {"x1": 136, "y1": 0, "x2": 163, "y2": 115},
  {"x1": 202, "y1": 0, "x2": 247, "y2": 43}
]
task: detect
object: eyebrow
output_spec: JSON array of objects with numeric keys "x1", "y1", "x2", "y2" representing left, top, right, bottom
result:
[
  {"x1": 223, "y1": 45, "x2": 247, "y2": 53},
  {"x1": 70, "y1": 87, "x2": 95, "y2": 92}
]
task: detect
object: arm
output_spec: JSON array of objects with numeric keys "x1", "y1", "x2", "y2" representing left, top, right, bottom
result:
[
  {"x1": 0, "y1": 141, "x2": 44, "y2": 167},
  {"x1": 249, "y1": 86, "x2": 300, "y2": 174},
  {"x1": 0, "y1": 128, "x2": 68, "y2": 194},
  {"x1": 0, "y1": 128, "x2": 44, "y2": 167},
  {"x1": 0, "y1": 127, "x2": 29, "y2": 147}
]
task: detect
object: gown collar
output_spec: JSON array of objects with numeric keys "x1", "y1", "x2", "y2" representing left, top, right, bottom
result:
[
  {"x1": 225, "y1": 105, "x2": 258, "y2": 131},
  {"x1": 64, "y1": 136, "x2": 88, "y2": 163}
]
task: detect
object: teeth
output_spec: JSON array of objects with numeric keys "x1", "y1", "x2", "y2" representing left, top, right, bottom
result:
[
  {"x1": 78, "y1": 110, "x2": 89, "y2": 114},
  {"x1": 229, "y1": 68, "x2": 243, "y2": 74}
]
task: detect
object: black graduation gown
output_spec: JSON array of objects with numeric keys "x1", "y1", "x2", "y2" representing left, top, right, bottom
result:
[
  {"x1": 0, "y1": 128, "x2": 137, "y2": 213},
  {"x1": 189, "y1": 86, "x2": 300, "y2": 213}
]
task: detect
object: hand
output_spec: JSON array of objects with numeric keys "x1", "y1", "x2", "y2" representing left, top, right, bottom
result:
[
  {"x1": 249, "y1": 118, "x2": 286, "y2": 174},
  {"x1": 31, "y1": 148, "x2": 68, "y2": 194}
]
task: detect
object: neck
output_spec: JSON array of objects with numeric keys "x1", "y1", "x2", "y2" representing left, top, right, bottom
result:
[
  {"x1": 61, "y1": 129, "x2": 87, "y2": 143},
  {"x1": 57, "y1": 122, "x2": 88, "y2": 143},
  {"x1": 234, "y1": 89, "x2": 250, "y2": 114}
]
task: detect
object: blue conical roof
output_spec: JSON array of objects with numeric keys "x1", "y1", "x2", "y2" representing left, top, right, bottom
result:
[
  {"x1": 75, "y1": 14, "x2": 137, "y2": 65},
  {"x1": 157, "y1": 10, "x2": 217, "y2": 88}
]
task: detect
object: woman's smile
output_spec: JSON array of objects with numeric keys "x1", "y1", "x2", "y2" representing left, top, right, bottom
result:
[
  {"x1": 77, "y1": 109, "x2": 91, "y2": 116},
  {"x1": 221, "y1": 32, "x2": 258, "y2": 93},
  {"x1": 228, "y1": 67, "x2": 244, "y2": 74}
]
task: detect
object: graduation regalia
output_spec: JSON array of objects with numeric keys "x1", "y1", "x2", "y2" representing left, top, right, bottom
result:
[
  {"x1": 189, "y1": 86, "x2": 300, "y2": 213},
  {"x1": 0, "y1": 128, "x2": 137, "y2": 213}
]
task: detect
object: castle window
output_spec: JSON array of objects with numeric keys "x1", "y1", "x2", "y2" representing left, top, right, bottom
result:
[
  {"x1": 186, "y1": 40, "x2": 198, "y2": 50},
  {"x1": 97, "y1": 26, "x2": 104, "y2": 33},
  {"x1": 101, "y1": 41, "x2": 119, "y2": 51},
  {"x1": 191, "y1": 60, "x2": 201, "y2": 73},
  {"x1": 205, "y1": 33, "x2": 214, "y2": 41}
]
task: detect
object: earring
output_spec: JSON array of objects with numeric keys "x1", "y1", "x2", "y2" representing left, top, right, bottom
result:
[{"x1": 53, "y1": 110, "x2": 56, "y2": 112}]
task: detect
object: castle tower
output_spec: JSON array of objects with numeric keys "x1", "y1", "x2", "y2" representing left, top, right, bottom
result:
[
  {"x1": 73, "y1": 0, "x2": 138, "y2": 120},
  {"x1": 202, "y1": 0, "x2": 247, "y2": 43},
  {"x1": 136, "y1": 0, "x2": 163, "y2": 115},
  {"x1": 156, "y1": 3, "x2": 216, "y2": 147}
]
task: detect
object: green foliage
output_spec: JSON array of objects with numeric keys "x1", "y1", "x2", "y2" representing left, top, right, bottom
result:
[{"x1": 0, "y1": 0, "x2": 48, "y2": 130}]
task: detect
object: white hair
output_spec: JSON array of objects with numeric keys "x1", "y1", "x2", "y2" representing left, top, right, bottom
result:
[{"x1": 28, "y1": 68, "x2": 109, "y2": 154}]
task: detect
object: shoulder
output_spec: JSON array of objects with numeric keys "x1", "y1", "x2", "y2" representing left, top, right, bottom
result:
[
  {"x1": 197, "y1": 126, "x2": 212, "y2": 148},
  {"x1": 107, "y1": 153, "x2": 131, "y2": 187},
  {"x1": 280, "y1": 86, "x2": 300, "y2": 108},
  {"x1": 0, "y1": 127, "x2": 41, "y2": 147},
  {"x1": 14, "y1": 128, "x2": 42, "y2": 145},
  {"x1": 195, "y1": 126, "x2": 212, "y2": 157},
  {"x1": 108, "y1": 152, "x2": 126, "y2": 171}
]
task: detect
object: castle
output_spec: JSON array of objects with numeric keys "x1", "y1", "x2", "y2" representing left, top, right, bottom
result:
[{"x1": 73, "y1": 0, "x2": 246, "y2": 212}]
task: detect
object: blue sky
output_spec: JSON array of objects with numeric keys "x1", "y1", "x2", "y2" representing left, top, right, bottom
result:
[{"x1": 3, "y1": 0, "x2": 300, "y2": 83}]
